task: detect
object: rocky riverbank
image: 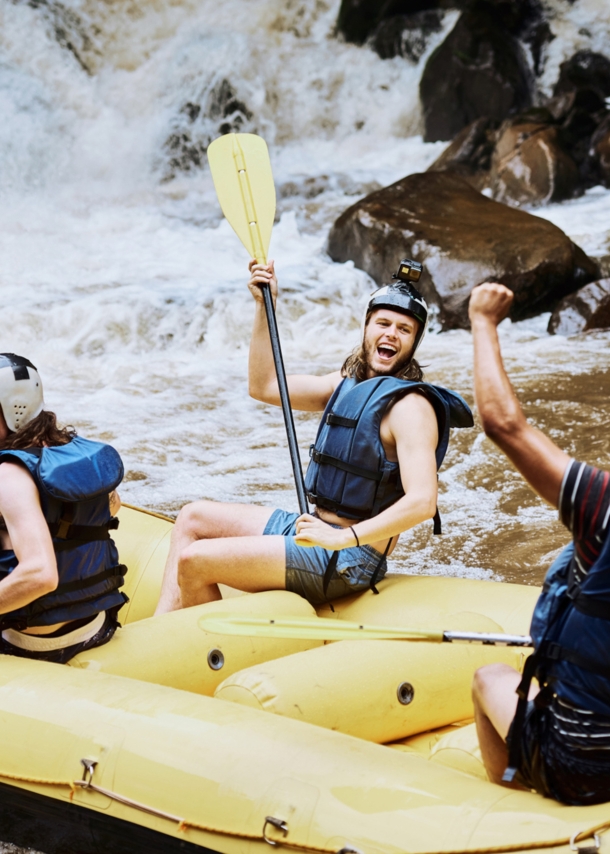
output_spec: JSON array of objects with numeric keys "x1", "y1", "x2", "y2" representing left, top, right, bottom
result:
[{"x1": 332, "y1": 0, "x2": 610, "y2": 332}]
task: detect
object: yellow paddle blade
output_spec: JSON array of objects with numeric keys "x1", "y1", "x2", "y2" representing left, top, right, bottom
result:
[
  {"x1": 199, "y1": 615, "x2": 443, "y2": 642},
  {"x1": 207, "y1": 133, "x2": 276, "y2": 264}
]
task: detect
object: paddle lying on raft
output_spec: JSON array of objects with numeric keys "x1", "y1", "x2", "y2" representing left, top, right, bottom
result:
[{"x1": 199, "y1": 614, "x2": 533, "y2": 646}]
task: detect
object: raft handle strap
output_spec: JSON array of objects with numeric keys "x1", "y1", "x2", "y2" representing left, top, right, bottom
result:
[{"x1": 263, "y1": 817, "x2": 289, "y2": 846}]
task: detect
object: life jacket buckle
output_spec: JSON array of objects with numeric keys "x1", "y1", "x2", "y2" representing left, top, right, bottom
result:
[
  {"x1": 546, "y1": 642, "x2": 562, "y2": 661},
  {"x1": 567, "y1": 580, "x2": 581, "y2": 600}
]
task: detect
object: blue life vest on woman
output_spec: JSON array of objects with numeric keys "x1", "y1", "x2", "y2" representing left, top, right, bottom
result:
[
  {"x1": 304, "y1": 376, "x2": 474, "y2": 522},
  {"x1": 0, "y1": 436, "x2": 127, "y2": 631},
  {"x1": 504, "y1": 530, "x2": 610, "y2": 780}
]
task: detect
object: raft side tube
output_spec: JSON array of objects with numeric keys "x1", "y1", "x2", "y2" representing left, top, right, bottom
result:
[
  {"x1": 0, "y1": 658, "x2": 606, "y2": 854},
  {"x1": 69, "y1": 590, "x2": 323, "y2": 695}
]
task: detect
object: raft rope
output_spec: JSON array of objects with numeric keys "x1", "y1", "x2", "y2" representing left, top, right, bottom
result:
[{"x1": 0, "y1": 761, "x2": 609, "y2": 854}]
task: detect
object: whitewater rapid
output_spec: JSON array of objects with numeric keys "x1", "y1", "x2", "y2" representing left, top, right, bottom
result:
[{"x1": 0, "y1": 0, "x2": 610, "y2": 594}]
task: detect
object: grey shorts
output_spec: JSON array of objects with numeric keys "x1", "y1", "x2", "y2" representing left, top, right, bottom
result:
[{"x1": 263, "y1": 508, "x2": 388, "y2": 606}]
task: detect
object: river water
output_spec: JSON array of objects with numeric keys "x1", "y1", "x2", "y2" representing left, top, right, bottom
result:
[{"x1": 1, "y1": 0, "x2": 610, "y2": 850}]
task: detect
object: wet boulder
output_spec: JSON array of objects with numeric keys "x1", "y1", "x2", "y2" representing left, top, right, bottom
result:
[
  {"x1": 553, "y1": 51, "x2": 610, "y2": 102},
  {"x1": 590, "y1": 116, "x2": 610, "y2": 186},
  {"x1": 548, "y1": 279, "x2": 610, "y2": 335},
  {"x1": 327, "y1": 172, "x2": 598, "y2": 329},
  {"x1": 426, "y1": 117, "x2": 497, "y2": 190},
  {"x1": 490, "y1": 122, "x2": 579, "y2": 206},
  {"x1": 336, "y1": 0, "x2": 446, "y2": 46},
  {"x1": 419, "y1": 0, "x2": 533, "y2": 142},
  {"x1": 371, "y1": 10, "x2": 444, "y2": 62}
]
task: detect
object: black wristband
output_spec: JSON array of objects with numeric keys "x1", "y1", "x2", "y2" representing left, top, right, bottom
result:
[{"x1": 350, "y1": 525, "x2": 360, "y2": 548}]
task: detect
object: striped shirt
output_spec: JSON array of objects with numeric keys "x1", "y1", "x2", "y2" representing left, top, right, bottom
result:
[
  {"x1": 559, "y1": 460, "x2": 610, "y2": 585},
  {"x1": 551, "y1": 459, "x2": 610, "y2": 741}
]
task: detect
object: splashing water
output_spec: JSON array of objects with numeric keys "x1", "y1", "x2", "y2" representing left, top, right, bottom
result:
[{"x1": 0, "y1": 0, "x2": 609, "y2": 596}]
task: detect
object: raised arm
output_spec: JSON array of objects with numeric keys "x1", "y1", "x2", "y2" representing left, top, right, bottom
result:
[
  {"x1": 247, "y1": 260, "x2": 341, "y2": 412},
  {"x1": 0, "y1": 463, "x2": 58, "y2": 614},
  {"x1": 469, "y1": 283, "x2": 571, "y2": 508}
]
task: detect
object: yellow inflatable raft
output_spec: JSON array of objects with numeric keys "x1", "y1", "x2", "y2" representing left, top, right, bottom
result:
[{"x1": 1, "y1": 506, "x2": 608, "y2": 854}]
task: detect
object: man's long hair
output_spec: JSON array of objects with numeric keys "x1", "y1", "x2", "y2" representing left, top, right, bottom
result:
[
  {"x1": 0, "y1": 410, "x2": 76, "y2": 451},
  {"x1": 341, "y1": 346, "x2": 424, "y2": 383}
]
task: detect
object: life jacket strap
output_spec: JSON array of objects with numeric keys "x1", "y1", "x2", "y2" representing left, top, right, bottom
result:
[
  {"x1": 433, "y1": 507, "x2": 442, "y2": 535},
  {"x1": 310, "y1": 448, "x2": 383, "y2": 482},
  {"x1": 542, "y1": 640, "x2": 610, "y2": 679},
  {"x1": 570, "y1": 589, "x2": 610, "y2": 621},
  {"x1": 326, "y1": 413, "x2": 357, "y2": 428},
  {"x1": 51, "y1": 563, "x2": 127, "y2": 597},
  {"x1": 369, "y1": 537, "x2": 393, "y2": 595},
  {"x1": 503, "y1": 651, "x2": 539, "y2": 782},
  {"x1": 322, "y1": 550, "x2": 340, "y2": 612},
  {"x1": 50, "y1": 517, "x2": 120, "y2": 552}
]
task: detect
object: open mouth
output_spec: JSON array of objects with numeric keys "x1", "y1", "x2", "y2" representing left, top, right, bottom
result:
[{"x1": 377, "y1": 345, "x2": 397, "y2": 361}]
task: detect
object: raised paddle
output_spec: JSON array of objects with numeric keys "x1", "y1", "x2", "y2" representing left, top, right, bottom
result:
[
  {"x1": 207, "y1": 132, "x2": 308, "y2": 514},
  {"x1": 199, "y1": 614, "x2": 533, "y2": 646}
]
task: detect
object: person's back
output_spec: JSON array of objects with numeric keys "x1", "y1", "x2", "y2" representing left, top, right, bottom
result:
[
  {"x1": 0, "y1": 353, "x2": 127, "y2": 664},
  {"x1": 469, "y1": 285, "x2": 610, "y2": 805}
]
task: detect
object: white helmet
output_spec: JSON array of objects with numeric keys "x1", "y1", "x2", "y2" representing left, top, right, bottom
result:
[{"x1": 0, "y1": 354, "x2": 44, "y2": 432}]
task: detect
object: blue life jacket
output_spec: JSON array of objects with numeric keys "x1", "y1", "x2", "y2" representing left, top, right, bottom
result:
[
  {"x1": 304, "y1": 376, "x2": 474, "y2": 522},
  {"x1": 0, "y1": 436, "x2": 127, "y2": 631},
  {"x1": 504, "y1": 531, "x2": 610, "y2": 781}
]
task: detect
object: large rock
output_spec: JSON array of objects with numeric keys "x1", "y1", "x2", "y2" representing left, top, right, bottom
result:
[
  {"x1": 548, "y1": 279, "x2": 610, "y2": 335},
  {"x1": 426, "y1": 117, "x2": 496, "y2": 190},
  {"x1": 553, "y1": 50, "x2": 610, "y2": 101},
  {"x1": 371, "y1": 10, "x2": 444, "y2": 62},
  {"x1": 420, "y1": 0, "x2": 533, "y2": 142},
  {"x1": 327, "y1": 172, "x2": 598, "y2": 329},
  {"x1": 591, "y1": 115, "x2": 610, "y2": 186},
  {"x1": 490, "y1": 121, "x2": 579, "y2": 206},
  {"x1": 336, "y1": 0, "x2": 446, "y2": 46}
]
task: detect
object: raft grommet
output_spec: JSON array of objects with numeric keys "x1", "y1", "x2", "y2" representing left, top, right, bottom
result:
[
  {"x1": 207, "y1": 648, "x2": 225, "y2": 671},
  {"x1": 397, "y1": 681, "x2": 414, "y2": 705}
]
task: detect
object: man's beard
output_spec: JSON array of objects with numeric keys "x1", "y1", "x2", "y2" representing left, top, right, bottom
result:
[{"x1": 363, "y1": 339, "x2": 414, "y2": 377}]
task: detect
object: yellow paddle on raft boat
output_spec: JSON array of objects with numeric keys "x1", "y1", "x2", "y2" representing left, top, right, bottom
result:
[{"x1": 199, "y1": 614, "x2": 533, "y2": 645}]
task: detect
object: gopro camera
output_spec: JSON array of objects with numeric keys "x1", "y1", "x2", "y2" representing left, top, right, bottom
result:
[{"x1": 393, "y1": 258, "x2": 423, "y2": 284}]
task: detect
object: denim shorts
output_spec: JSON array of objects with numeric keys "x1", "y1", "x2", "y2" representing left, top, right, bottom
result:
[{"x1": 263, "y1": 508, "x2": 388, "y2": 606}]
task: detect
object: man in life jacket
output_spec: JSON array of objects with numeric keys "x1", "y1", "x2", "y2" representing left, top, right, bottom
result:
[
  {"x1": 470, "y1": 283, "x2": 610, "y2": 805},
  {"x1": 0, "y1": 353, "x2": 128, "y2": 664},
  {"x1": 156, "y1": 259, "x2": 472, "y2": 614}
]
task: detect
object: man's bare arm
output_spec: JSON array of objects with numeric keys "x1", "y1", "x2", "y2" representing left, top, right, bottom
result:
[
  {"x1": 295, "y1": 394, "x2": 438, "y2": 548},
  {"x1": 469, "y1": 283, "x2": 571, "y2": 509},
  {"x1": 0, "y1": 463, "x2": 58, "y2": 613},
  {"x1": 247, "y1": 260, "x2": 342, "y2": 411}
]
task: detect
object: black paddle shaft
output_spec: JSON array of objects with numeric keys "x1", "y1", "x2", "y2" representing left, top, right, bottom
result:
[{"x1": 261, "y1": 284, "x2": 308, "y2": 515}]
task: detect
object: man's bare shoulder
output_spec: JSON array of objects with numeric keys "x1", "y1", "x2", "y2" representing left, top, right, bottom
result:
[{"x1": 387, "y1": 391, "x2": 438, "y2": 441}]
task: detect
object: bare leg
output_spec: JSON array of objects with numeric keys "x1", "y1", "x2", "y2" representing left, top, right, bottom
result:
[
  {"x1": 178, "y1": 535, "x2": 287, "y2": 607},
  {"x1": 472, "y1": 663, "x2": 538, "y2": 787},
  {"x1": 155, "y1": 500, "x2": 275, "y2": 614}
]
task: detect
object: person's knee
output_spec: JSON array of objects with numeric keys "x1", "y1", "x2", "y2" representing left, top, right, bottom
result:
[
  {"x1": 473, "y1": 663, "x2": 514, "y2": 704},
  {"x1": 177, "y1": 543, "x2": 209, "y2": 590},
  {"x1": 175, "y1": 500, "x2": 214, "y2": 539}
]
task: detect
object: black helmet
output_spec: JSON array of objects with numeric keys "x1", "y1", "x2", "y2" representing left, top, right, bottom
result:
[{"x1": 363, "y1": 261, "x2": 429, "y2": 356}]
